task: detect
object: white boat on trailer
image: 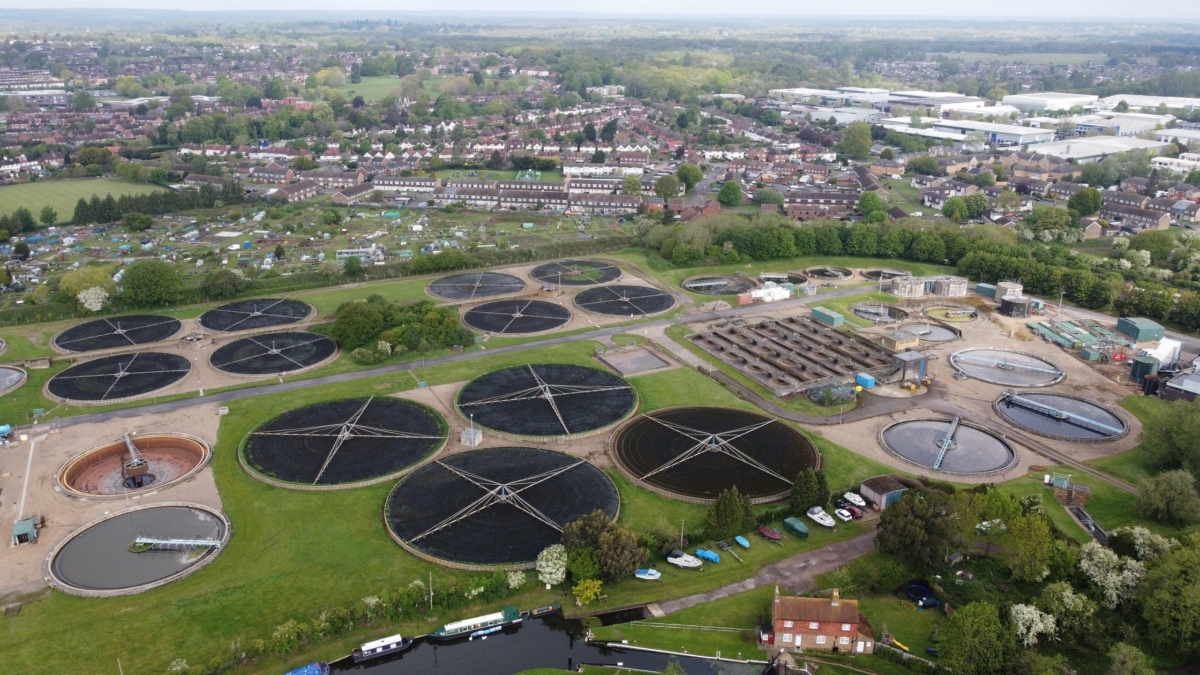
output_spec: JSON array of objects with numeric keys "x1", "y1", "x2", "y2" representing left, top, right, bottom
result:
[{"x1": 667, "y1": 548, "x2": 702, "y2": 568}]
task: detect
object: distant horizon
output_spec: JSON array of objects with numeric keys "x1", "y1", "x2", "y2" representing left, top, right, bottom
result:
[{"x1": 0, "y1": 4, "x2": 1196, "y2": 21}]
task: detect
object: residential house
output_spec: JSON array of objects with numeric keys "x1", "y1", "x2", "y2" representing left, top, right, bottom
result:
[
  {"x1": 183, "y1": 173, "x2": 228, "y2": 188},
  {"x1": 372, "y1": 176, "x2": 439, "y2": 193},
  {"x1": 566, "y1": 177, "x2": 621, "y2": 194},
  {"x1": 680, "y1": 200, "x2": 722, "y2": 221},
  {"x1": 249, "y1": 165, "x2": 294, "y2": 184},
  {"x1": 1120, "y1": 176, "x2": 1151, "y2": 194},
  {"x1": 499, "y1": 189, "x2": 570, "y2": 210},
  {"x1": 1083, "y1": 218, "x2": 1104, "y2": 239},
  {"x1": 331, "y1": 183, "x2": 376, "y2": 206},
  {"x1": 1048, "y1": 182, "x2": 1087, "y2": 201},
  {"x1": 301, "y1": 169, "x2": 365, "y2": 189},
  {"x1": 869, "y1": 160, "x2": 905, "y2": 177},
  {"x1": 1100, "y1": 203, "x2": 1171, "y2": 231},
  {"x1": 497, "y1": 180, "x2": 568, "y2": 193},
  {"x1": 431, "y1": 186, "x2": 500, "y2": 209},
  {"x1": 1105, "y1": 191, "x2": 1150, "y2": 209},
  {"x1": 767, "y1": 587, "x2": 874, "y2": 655},
  {"x1": 1011, "y1": 164, "x2": 1051, "y2": 181},
  {"x1": 569, "y1": 193, "x2": 641, "y2": 214},
  {"x1": 1012, "y1": 178, "x2": 1052, "y2": 197},
  {"x1": 273, "y1": 180, "x2": 318, "y2": 203}
]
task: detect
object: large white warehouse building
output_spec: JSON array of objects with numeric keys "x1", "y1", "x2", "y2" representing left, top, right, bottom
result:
[{"x1": 1002, "y1": 92, "x2": 1099, "y2": 112}]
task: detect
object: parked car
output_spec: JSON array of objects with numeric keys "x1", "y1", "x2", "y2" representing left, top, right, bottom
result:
[
  {"x1": 843, "y1": 492, "x2": 866, "y2": 508},
  {"x1": 806, "y1": 505, "x2": 836, "y2": 528},
  {"x1": 834, "y1": 508, "x2": 853, "y2": 522},
  {"x1": 834, "y1": 497, "x2": 849, "y2": 509},
  {"x1": 845, "y1": 505, "x2": 862, "y2": 519}
]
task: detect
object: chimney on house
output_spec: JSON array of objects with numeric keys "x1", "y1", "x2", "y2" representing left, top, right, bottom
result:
[{"x1": 831, "y1": 588, "x2": 840, "y2": 607}]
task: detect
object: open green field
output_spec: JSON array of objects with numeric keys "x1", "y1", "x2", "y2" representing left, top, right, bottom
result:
[
  {"x1": 0, "y1": 178, "x2": 165, "y2": 222},
  {"x1": 334, "y1": 76, "x2": 405, "y2": 102},
  {"x1": 933, "y1": 52, "x2": 1109, "y2": 65}
]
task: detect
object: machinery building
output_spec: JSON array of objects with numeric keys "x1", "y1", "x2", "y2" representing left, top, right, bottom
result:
[
  {"x1": 890, "y1": 276, "x2": 926, "y2": 299},
  {"x1": 931, "y1": 276, "x2": 969, "y2": 297}
]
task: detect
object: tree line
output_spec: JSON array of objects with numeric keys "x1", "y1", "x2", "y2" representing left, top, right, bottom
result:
[{"x1": 71, "y1": 180, "x2": 245, "y2": 225}]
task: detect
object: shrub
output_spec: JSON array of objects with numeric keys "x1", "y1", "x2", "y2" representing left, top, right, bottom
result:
[{"x1": 328, "y1": 302, "x2": 384, "y2": 350}]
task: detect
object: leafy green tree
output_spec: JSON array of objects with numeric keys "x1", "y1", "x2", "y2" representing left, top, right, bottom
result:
[
  {"x1": 1106, "y1": 643, "x2": 1155, "y2": 675},
  {"x1": 71, "y1": 90, "x2": 95, "y2": 112},
  {"x1": 676, "y1": 163, "x2": 703, "y2": 191},
  {"x1": 994, "y1": 189, "x2": 1022, "y2": 214},
  {"x1": 583, "y1": 122, "x2": 597, "y2": 142},
  {"x1": 876, "y1": 490, "x2": 958, "y2": 572},
  {"x1": 200, "y1": 269, "x2": 244, "y2": 300},
  {"x1": 963, "y1": 193, "x2": 990, "y2": 219},
  {"x1": 38, "y1": 205, "x2": 57, "y2": 226},
  {"x1": 1137, "y1": 470, "x2": 1200, "y2": 525},
  {"x1": 562, "y1": 510, "x2": 616, "y2": 551},
  {"x1": 622, "y1": 174, "x2": 642, "y2": 196},
  {"x1": 752, "y1": 189, "x2": 783, "y2": 205},
  {"x1": 567, "y1": 547, "x2": 601, "y2": 581},
  {"x1": 814, "y1": 468, "x2": 830, "y2": 508},
  {"x1": 941, "y1": 602, "x2": 1013, "y2": 675},
  {"x1": 121, "y1": 260, "x2": 183, "y2": 307},
  {"x1": 1009, "y1": 515, "x2": 1054, "y2": 581},
  {"x1": 600, "y1": 119, "x2": 618, "y2": 143},
  {"x1": 1186, "y1": 170, "x2": 1200, "y2": 187},
  {"x1": 837, "y1": 121, "x2": 872, "y2": 160},
  {"x1": 327, "y1": 302, "x2": 384, "y2": 350},
  {"x1": 879, "y1": 148, "x2": 894, "y2": 160},
  {"x1": 1140, "y1": 543, "x2": 1200, "y2": 657},
  {"x1": 343, "y1": 256, "x2": 363, "y2": 278},
  {"x1": 907, "y1": 155, "x2": 942, "y2": 176},
  {"x1": 11, "y1": 207, "x2": 35, "y2": 232},
  {"x1": 590, "y1": 149, "x2": 607, "y2": 164},
  {"x1": 942, "y1": 196, "x2": 968, "y2": 222},
  {"x1": 323, "y1": 210, "x2": 340, "y2": 226},
  {"x1": 13, "y1": 241, "x2": 30, "y2": 259},
  {"x1": 274, "y1": 244, "x2": 286, "y2": 260},
  {"x1": 790, "y1": 469, "x2": 820, "y2": 515},
  {"x1": 716, "y1": 181, "x2": 742, "y2": 206},
  {"x1": 760, "y1": 109, "x2": 782, "y2": 126},
  {"x1": 910, "y1": 230, "x2": 947, "y2": 262},
  {"x1": 1140, "y1": 398, "x2": 1200, "y2": 478},
  {"x1": 1068, "y1": 187, "x2": 1103, "y2": 216},
  {"x1": 971, "y1": 170, "x2": 996, "y2": 188},
  {"x1": 857, "y1": 191, "x2": 886, "y2": 216},
  {"x1": 122, "y1": 212, "x2": 153, "y2": 231},
  {"x1": 654, "y1": 175, "x2": 679, "y2": 201},
  {"x1": 572, "y1": 579, "x2": 603, "y2": 606},
  {"x1": 595, "y1": 527, "x2": 645, "y2": 581},
  {"x1": 705, "y1": 486, "x2": 755, "y2": 540}
]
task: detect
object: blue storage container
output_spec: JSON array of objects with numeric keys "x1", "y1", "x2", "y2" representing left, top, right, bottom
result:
[{"x1": 856, "y1": 373, "x2": 876, "y2": 388}]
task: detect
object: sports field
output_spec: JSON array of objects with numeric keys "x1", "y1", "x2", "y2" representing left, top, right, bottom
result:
[{"x1": 0, "y1": 178, "x2": 165, "y2": 223}]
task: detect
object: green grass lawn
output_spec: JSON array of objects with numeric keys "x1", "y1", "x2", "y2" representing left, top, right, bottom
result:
[
  {"x1": 812, "y1": 291, "x2": 902, "y2": 329},
  {"x1": 805, "y1": 430, "x2": 908, "y2": 497},
  {"x1": 334, "y1": 76, "x2": 405, "y2": 102},
  {"x1": 1085, "y1": 395, "x2": 1164, "y2": 486},
  {"x1": 295, "y1": 276, "x2": 432, "y2": 315},
  {"x1": 886, "y1": 181, "x2": 924, "y2": 216},
  {"x1": 0, "y1": 327, "x2": 60, "y2": 361},
  {"x1": 0, "y1": 178, "x2": 164, "y2": 222},
  {"x1": 856, "y1": 594, "x2": 943, "y2": 657}
]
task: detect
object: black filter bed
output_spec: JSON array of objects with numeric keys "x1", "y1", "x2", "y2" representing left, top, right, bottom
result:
[
  {"x1": 529, "y1": 260, "x2": 621, "y2": 286},
  {"x1": 573, "y1": 285, "x2": 676, "y2": 316},
  {"x1": 386, "y1": 446, "x2": 619, "y2": 566},
  {"x1": 457, "y1": 364, "x2": 636, "y2": 437},
  {"x1": 47, "y1": 352, "x2": 191, "y2": 402},
  {"x1": 243, "y1": 397, "x2": 446, "y2": 487},
  {"x1": 199, "y1": 298, "x2": 311, "y2": 332},
  {"x1": 463, "y1": 300, "x2": 571, "y2": 334},
  {"x1": 428, "y1": 272, "x2": 525, "y2": 300},
  {"x1": 210, "y1": 332, "x2": 337, "y2": 375},
  {"x1": 612, "y1": 407, "x2": 818, "y2": 501},
  {"x1": 54, "y1": 315, "x2": 182, "y2": 352}
]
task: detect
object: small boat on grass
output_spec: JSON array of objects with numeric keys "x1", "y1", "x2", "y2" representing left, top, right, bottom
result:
[
  {"x1": 430, "y1": 606, "x2": 522, "y2": 642},
  {"x1": 758, "y1": 525, "x2": 782, "y2": 544},
  {"x1": 734, "y1": 535, "x2": 750, "y2": 549},
  {"x1": 635, "y1": 568, "x2": 662, "y2": 580},
  {"x1": 352, "y1": 634, "x2": 414, "y2": 663},
  {"x1": 695, "y1": 548, "x2": 721, "y2": 563},
  {"x1": 667, "y1": 548, "x2": 702, "y2": 568}
]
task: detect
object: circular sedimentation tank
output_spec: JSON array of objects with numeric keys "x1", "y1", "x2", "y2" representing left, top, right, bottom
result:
[
  {"x1": 611, "y1": 407, "x2": 819, "y2": 503},
  {"x1": 852, "y1": 304, "x2": 909, "y2": 323},
  {"x1": 924, "y1": 306, "x2": 979, "y2": 323},
  {"x1": 529, "y1": 260, "x2": 621, "y2": 286},
  {"x1": 242, "y1": 397, "x2": 447, "y2": 489},
  {"x1": 993, "y1": 391, "x2": 1127, "y2": 442},
  {"x1": 47, "y1": 503, "x2": 229, "y2": 596},
  {"x1": 573, "y1": 284, "x2": 676, "y2": 316},
  {"x1": 428, "y1": 272, "x2": 525, "y2": 300},
  {"x1": 209, "y1": 332, "x2": 337, "y2": 376},
  {"x1": 862, "y1": 268, "x2": 911, "y2": 281},
  {"x1": 949, "y1": 348, "x2": 1065, "y2": 387},
  {"x1": 47, "y1": 352, "x2": 192, "y2": 403},
  {"x1": 0, "y1": 364, "x2": 27, "y2": 395},
  {"x1": 681, "y1": 274, "x2": 758, "y2": 295},
  {"x1": 880, "y1": 418, "x2": 1017, "y2": 475},
  {"x1": 806, "y1": 266, "x2": 854, "y2": 280},
  {"x1": 198, "y1": 299, "x2": 312, "y2": 332},
  {"x1": 53, "y1": 315, "x2": 182, "y2": 352},
  {"x1": 57, "y1": 433, "x2": 210, "y2": 497},
  {"x1": 895, "y1": 321, "x2": 958, "y2": 343},
  {"x1": 385, "y1": 446, "x2": 619, "y2": 569},
  {"x1": 463, "y1": 299, "x2": 571, "y2": 334},
  {"x1": 457, "y1": 364, "x2": 637, "y2": 438}
]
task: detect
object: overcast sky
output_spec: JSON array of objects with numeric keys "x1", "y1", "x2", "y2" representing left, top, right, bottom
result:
[{"x1": 0, "y1": 0, "x2": 1194, "y2": 19}]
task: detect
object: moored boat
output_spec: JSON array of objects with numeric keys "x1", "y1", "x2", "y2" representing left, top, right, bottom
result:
[
  {"x1": 283, "y1": 663, "x2": 329, "y2": 675},
  {"x1": 430, "y1": 606, "x2": 522, "y2": 641},
  {"x1": 352, "y1": 634, "x2": 414, "y2": 663},
  {"x1": 525, "y1": 604, "x2": 561, "y2": 619}
]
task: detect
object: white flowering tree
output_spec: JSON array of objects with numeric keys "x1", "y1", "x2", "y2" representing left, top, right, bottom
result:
[
  {"x1": 1038, "y1": 582, "x2": 1095, "y2": 639},
  {"x1": 1108, "y1": 526, "x2": 1176, "y2": 561},
  {"x1": 507, "y1": 570, "x2": 527, "y2": 590},
  {"x1": 1010, "y1": 604, "x2": 1057, "y2": 647},
  {"x1": 77, "y1": 286, "x2": 109, "y2": 312},
  {"x1": 1078, "y1": 541, "x2": 1145, "y2": 609},
  {"x1": 536, "y1": 544, "x2": 567, "y2": 588}
]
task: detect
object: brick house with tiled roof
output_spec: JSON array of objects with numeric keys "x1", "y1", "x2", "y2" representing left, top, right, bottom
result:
[{"x1": 767, "y1": 587, "x2": 874, "y2": 655}]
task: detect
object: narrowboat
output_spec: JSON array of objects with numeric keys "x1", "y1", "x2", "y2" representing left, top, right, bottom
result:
[
  {"x1": 429, "y1": 606, "x2": 522, "y2": 641},
  {"x1": 283, "y1": 663, "x2": 329, "y2": 675},
  {"x1": 525, "y1": 604, "x2": 561, "y2": 619},
  {"x1": 351, "y1": 634, "x2": 414, "y2": 663}
]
